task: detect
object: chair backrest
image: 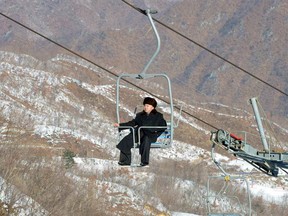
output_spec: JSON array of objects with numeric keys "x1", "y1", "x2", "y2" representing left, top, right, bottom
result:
[{"x1": 150, "y1": 122, "x2": 171, "y2": 148}]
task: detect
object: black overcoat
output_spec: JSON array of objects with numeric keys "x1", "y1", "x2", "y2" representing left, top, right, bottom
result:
[{"x1": 116, "y1": 109, "x2": 167, "y2": 152}]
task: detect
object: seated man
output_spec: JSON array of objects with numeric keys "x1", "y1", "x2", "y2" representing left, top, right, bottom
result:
[{"x1": 114, "y1": 97, "x2": 167, "y2": 167}]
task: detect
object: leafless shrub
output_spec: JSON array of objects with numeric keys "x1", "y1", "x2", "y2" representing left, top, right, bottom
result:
[{"x1": 0, "y1": 142, "x2": 110, "y2": 215}]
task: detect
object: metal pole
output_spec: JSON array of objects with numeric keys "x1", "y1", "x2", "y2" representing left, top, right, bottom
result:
[
  {"x1": 249, "y1": 97, "x2": 269, "y2": 152},
  {"x1": 139, "y1": 9, "x2": 160, "y2": 77}
]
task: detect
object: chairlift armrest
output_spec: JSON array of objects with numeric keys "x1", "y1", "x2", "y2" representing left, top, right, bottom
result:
[
  {"x1": 137, "y1": 125, "x2": 169, "y2": 139},
  {"x1": 116, "y1": 126, "x2": 136, "y2": 145},
  {"x1": 117, "y1": 126, "x2": 136, "y2": 135}
]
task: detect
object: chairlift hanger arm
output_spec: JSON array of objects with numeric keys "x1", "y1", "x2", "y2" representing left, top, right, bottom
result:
[{"x1": 139, "y1": 8, "x2": 160, "y2": 77}]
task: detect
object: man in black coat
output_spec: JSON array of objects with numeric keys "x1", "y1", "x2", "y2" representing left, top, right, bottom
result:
[{"x1": 114, "y1": 97, "x2": 167, "y2": 167}]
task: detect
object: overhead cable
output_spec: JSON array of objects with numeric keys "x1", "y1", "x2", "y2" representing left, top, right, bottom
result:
[
  {"x1": 121, "y1": 0, "x2": 288, "y2": 98},
  {"x1": 0, "y1": 11, "x2": 218, "y2": 130}
]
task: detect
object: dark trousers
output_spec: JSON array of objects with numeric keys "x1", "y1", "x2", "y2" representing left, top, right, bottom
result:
[
  {"x1": 139, "y1": 135, "x2": 151, "y2": 164},
  {"x1": 117, "y1": 133, "x2": 134, "y2": 164},
  {"x1": 118, "y1": 133, "x2": 152, "y2": 165},
  {"x1": 119, "y1": 150, "x2": 131, "y2": 164}
]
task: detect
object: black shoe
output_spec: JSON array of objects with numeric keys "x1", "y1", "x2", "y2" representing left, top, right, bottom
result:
[
  {"x1": 138, "y1": 162, "x2": 149, "y2": 167},
  {"x1": 118, "y1": 161, "x2": 130, "y2": 166}
]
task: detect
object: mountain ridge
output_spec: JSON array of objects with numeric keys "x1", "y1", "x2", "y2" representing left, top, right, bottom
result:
[
  {"x1": 1, "y1": 0, "x2": 287, "y2": 126},
  {"x1": 1, "y1": 0, "x2": 288, "y2": 215}
]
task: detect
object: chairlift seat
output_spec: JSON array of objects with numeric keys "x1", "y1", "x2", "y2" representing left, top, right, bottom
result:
[
  {"x1": 117, "y1": 122, "x2": 172, "y2": 149},
  {"x1": 150, "y1": 127, "x2": 171, "y2": 148},
  {"x1": 133, "y1": 122, "x2": 172, "y2": 148}
]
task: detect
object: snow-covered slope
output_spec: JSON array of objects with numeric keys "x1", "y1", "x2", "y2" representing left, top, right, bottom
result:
[{"x1": 1, "y1": 51, "x2": 288, "y2": 215}]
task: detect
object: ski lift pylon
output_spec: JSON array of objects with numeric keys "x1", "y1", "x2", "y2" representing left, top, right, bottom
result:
[
  {"x1": 115, "y1": 9, "x2": 177, "y2": 149},
  {"x1": 210, "y1": 97, "x2": 288, "y2": 177}
]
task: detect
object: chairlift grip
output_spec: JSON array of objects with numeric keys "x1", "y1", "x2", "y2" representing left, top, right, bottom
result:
[{"x1": 146, "y1": 9, "x2": 158, "y2": 14}]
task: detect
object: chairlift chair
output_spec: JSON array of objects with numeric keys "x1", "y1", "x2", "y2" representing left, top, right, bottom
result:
[
  {"x1": 116, "y1": 9, "x2": 179, "y2": 149},
  {"x1": 206, "y1": 174, "x2": 252, "y2": 216}
]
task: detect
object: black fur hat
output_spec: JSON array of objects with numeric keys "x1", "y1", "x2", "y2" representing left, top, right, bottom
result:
[{"x1": 143, "y1": 97, "x2": 157, "y2": 108}]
